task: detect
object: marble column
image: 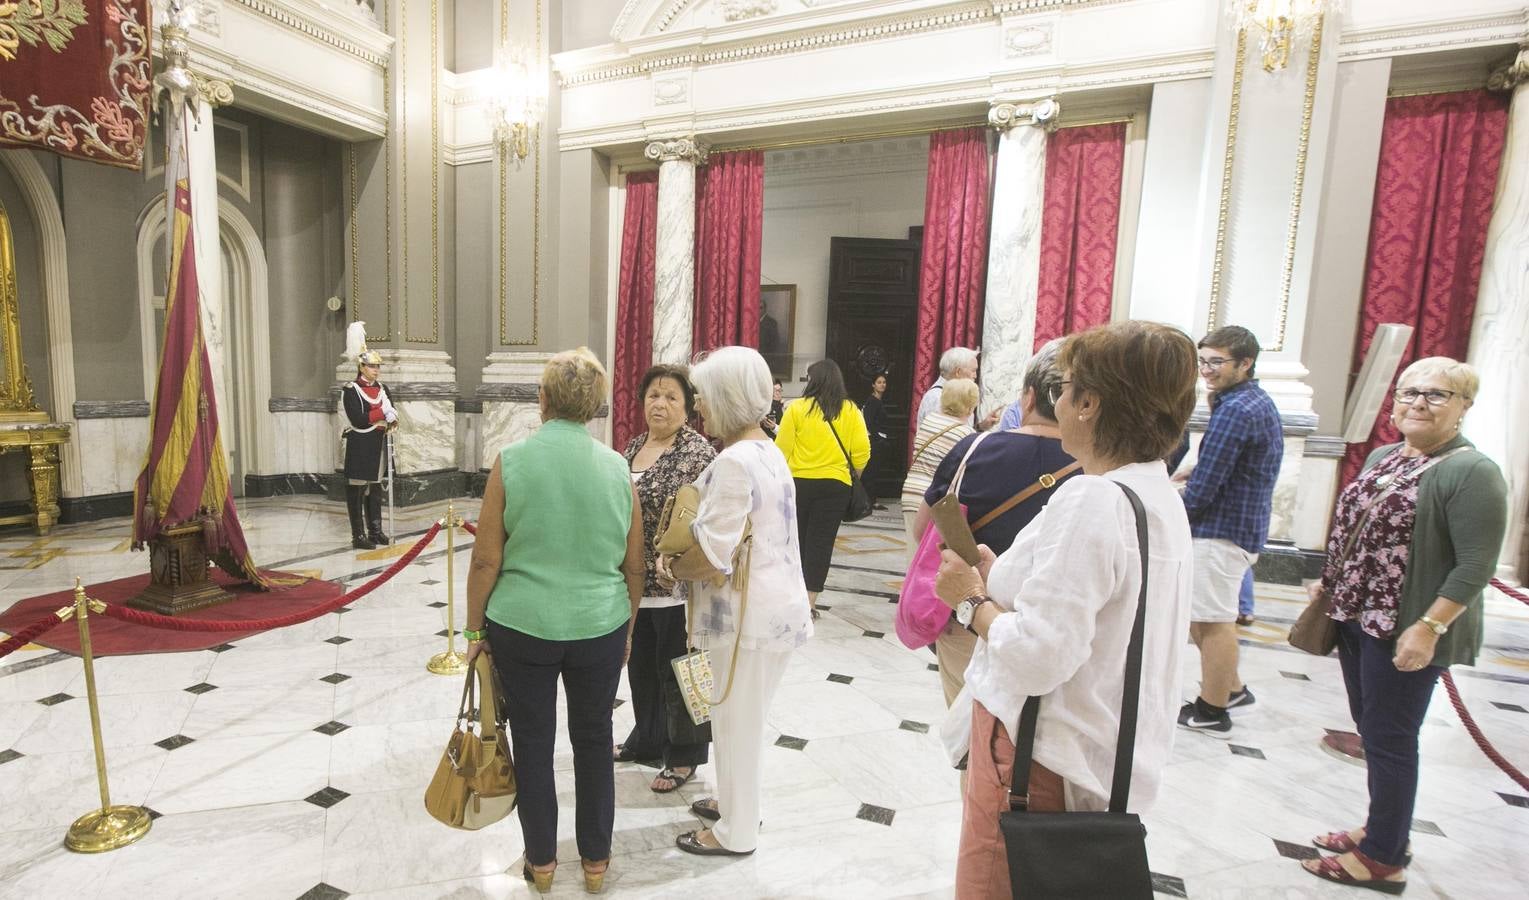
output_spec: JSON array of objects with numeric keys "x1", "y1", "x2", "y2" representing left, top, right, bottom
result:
[
  {"x1": 645, "y1": 137, "x2": 708, "y2": 365},
  {"x1": 1465, "y1": 43, "x2": 1529, "y2": 582},
  {"x1": 980, "y1": 99, "x2": 1058, "y2": 416}
]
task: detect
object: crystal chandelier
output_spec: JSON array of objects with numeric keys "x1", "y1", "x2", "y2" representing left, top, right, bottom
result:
[
  {"x1": 485, "y1": 46, "x2": 547, "y2": 162},
  {"x1": 1227, "y1": 0, "x2": 1338, "y2": 74}
]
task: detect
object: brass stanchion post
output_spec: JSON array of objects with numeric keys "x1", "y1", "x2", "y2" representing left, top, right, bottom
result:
[
  {"x1": 65, "y1": 578, "x2": 152, "y2": 853},
  {"x1": 427, "y1": 500, "x2": 468, "y2": 675}
]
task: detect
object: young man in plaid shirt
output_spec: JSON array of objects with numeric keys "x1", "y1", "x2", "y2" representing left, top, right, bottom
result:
[{"x1": 1177, "y1": 326, "x2": 1284, "y2": 737}]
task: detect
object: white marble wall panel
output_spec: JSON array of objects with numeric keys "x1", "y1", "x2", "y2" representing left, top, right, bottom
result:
[
  {"x1": 1292, "y1": 454, "x2": 1340, "y2": 552},
  {"x1": 392, "y1": 401, "x2": 456, "y2": 475},
  {"x1": 652, "y1": 158, "x2": 698, "y2": 365},
  {"x1": 455, "y1": 412, "x2": 481, "y2": 473},
  {"x1": 980, "y1": 121, "x2": 1049, "y2": 416},
  {"x1": 1267, "y1": 435, "x2": 1307, "y2": 545},
  {"x1": 76, "y1": 418, "x2": 151, "y2": 497},
  {"x1": 268, "y1": 412, "x2": 340, "y2": 475},
  {"x1": 479, "y1": 402, "x2": 544, "y2": 470}
]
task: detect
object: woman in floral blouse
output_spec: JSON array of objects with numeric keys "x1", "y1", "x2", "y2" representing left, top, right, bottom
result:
[
  {"x1": 615, "y1": 364, "x2": 716, "y2": 793},
  {"x1": 1302, "y1": 357, "x2": 1507, "y2": 893}
]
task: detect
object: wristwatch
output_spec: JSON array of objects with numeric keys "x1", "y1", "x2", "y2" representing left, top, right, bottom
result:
[
  {"x1": 956, "y1": 595, "x2": 991, "y2": 632},
  {"x1": 1417, "y1": 616, "x2": 1449, "y2": 636}
]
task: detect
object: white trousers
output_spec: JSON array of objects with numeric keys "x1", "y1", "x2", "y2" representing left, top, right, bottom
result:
[{"x1": 708, "y1": 643, "x2": 792, "y2": 852}]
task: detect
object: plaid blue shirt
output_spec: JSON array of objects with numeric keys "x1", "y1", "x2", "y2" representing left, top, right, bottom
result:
[{"x1": 1181, "y1": 379, "x2": 1283, "y2": 552}]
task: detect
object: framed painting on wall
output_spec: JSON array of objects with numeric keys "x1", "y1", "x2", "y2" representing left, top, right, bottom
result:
[{"x1": 759, "y1": 284, "x2": 796, "y2": 378}]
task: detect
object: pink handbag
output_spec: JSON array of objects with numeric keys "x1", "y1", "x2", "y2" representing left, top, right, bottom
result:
[{"x1": 895, "y1": 435, "x2": 987, "y2": 649}]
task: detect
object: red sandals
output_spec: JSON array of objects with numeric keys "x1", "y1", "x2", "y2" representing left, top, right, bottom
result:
[{"x1": 1302, "y1": 849, "x2": 1406, "y2": 894}]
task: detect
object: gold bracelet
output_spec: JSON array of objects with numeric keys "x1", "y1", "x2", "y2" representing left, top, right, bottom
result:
[{"x1": 1417, "y1": 615, "x2": 1449, "y2": 636}]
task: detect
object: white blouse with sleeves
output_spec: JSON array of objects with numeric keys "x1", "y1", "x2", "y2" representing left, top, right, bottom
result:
[
  {"x1": 963, "y1": 461, "x2": 1192, "y2": 813},
  {"x1": 684, "y1": 439, "x2": 813, "y2": 652}
]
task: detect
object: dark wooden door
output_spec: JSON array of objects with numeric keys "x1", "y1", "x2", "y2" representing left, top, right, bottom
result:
[{"x1": 826, "y1": 235, "x2": 921, "y2": 498}]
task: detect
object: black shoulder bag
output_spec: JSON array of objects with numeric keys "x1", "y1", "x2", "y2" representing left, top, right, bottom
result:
[
  {"x1": 999, "y1": 482, "x2": 1154, "y2": 899},
  {"x1": 825, "y1": 414, "x2": 874, "y2": 523}
]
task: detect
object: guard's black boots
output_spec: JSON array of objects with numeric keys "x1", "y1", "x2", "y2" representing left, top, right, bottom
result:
[
  {"x1": 347, "y1": 484, "x2": 374, "y2": 550},
  {"x1": 365, "y1": 486, "x2": 390, "y2": 546}
]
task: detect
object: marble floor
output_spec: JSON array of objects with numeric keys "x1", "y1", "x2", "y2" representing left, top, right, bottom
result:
[{"x1": 2, "y1": 496, "x2": 1528, "y2": 898}]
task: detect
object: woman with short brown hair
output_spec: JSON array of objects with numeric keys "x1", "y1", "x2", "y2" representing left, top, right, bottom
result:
[{"x1": 935, "y1": 321, "x2": 1199, "y2": 898}]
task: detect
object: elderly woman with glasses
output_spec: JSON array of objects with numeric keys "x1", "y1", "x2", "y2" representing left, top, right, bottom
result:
[{"x1": 1300, "y1": 357, "x2": 1507, "y2": 894}]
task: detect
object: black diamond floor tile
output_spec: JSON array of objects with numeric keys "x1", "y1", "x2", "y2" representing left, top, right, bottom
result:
[
  {"x1": 899, "y1": 720, "x2": 929, "y2": 734},
  {"x1": 427, "y1": 601, "x2": 447, "y2": 609},
  {"x1": 421, "y1": 579, "x2": 441, "y2": 586},
  {"x1": 1411, "y1": 818, "x2": 1444, "y2": 836},
  {"x1": 156, "y1": 734, "x2": 196, "y2": 751},
  {"x1": 817, "y1": 603, "x2": 832, "y2": 610},
  {"x1": 297, "y1": 882, "x2": 350, "y2": 900},
  {"x1": 1492, "y1": 701, "x2": 1528, "y2": 714},
  {"x1": 144, "y1": 806, "x2": 163, "y2": 820},
  {"x1": 775, "y1": 735, "x2": 808, "y2": 751},
  {"x1": 314, "y1": 721, "x2": 351, "y2": 736},
  {"x1": 209, "y1": 643, "x2": 236, "y2": 653},
  {"x1": 1273, "y1": 838, "x2": 1320, "y2": 860},
  {"x1": 1497, "y1": 792, "x2": 1529, "y2": 808},
  {"x1": 1150, "y1": 872, "x2": 1188, "y2": 897},
  {"x1": 855, "y1": 803, "x2": 895, "y2": 826},
  {"x1": 325, "y1": 636, "x2": 352, "y2": 645},
  {"x1": 334, "y1": 606, "x2": 352, "y2": 615},
  {"x1": 1279, "y1": 671, "x2": 1311, "y2": 681},
  {"x1": 1229, "y1": 744, "x2": 1265, "y2": 759},
  {"x1": 435, "y1": 629, "x2": 459, "y2": 638},
  {"x1": 319, "y1": 673, "x2": 352, "y2": 685},
  {"x1": 37, "y1": 692, "x2": 73, "y2": 706},
  {"x1": 826, "y1": 673, "x2": 854, "y2": 685},
  {"x1": 184, "y1": 682, "x2": 218, "y2": 695},
  {"x1": 862, "y1": 630, "x2": 885, "y2": 639},
  {"x1": 304, "y1": 787, "x2": 351, "y2": 809},
  {"x1": 0, "y1": 748, "x2": 22, "y2": 765}
]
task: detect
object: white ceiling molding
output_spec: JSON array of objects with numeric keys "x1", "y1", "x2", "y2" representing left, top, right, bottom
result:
[{"x1": 1339, "y1": 9, "x2": 1529, "y2": 61}]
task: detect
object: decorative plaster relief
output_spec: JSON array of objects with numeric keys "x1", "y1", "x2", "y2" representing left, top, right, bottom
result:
[
  {"x1": 645, "y1": 137, "x2": 709, "y2": 163},
  {"x1": 1003, "y1": 22, "x2": 1052, "y2": 58},
  {"x1": 192, "y1": 0, "x2": 224, "y2": 36},
  {"x1": 988, "y1": 98, "x2": 1059, "y2": 130},
  {"x1": 720, "y1": 0, "x2": 777, "y2": 22},
  {"x1": 653, "y1": 75, "x2": 690, "y2": 105}
]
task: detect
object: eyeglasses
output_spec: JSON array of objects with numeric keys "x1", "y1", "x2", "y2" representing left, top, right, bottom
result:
[
  {"x1": 1393, "y1": 388, "x2": 1457, "y2": 407},
  {"x1": 1047, "y1": 380, "x2": 1073, "y2": 407},
  {"x1": 1197, "y1": 356, "x2": 1235, "y2": 370}
]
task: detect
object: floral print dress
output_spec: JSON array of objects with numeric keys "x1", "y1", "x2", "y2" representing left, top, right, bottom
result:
[
  {"x1": 623, "y1": 426, "x2": 716, "y2": 606},
  {"x1": 1321, "y1": 450, "x2": 1429, "y2": 639}
]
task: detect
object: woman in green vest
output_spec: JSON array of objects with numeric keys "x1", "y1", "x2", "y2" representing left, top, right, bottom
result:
[
  {"x1": 1302, "y1": 357, "x2": 1508, "y2": 894},
  {"x1": 465, "y1": 348, "x2": 646, "y2": 895}
]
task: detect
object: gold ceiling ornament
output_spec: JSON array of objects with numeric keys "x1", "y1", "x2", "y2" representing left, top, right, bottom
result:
[
  {"x1": 486, "y1": 43, "x2": 548, "y2": 163},
  {"x1": 1227, "y1": 0, "x2": 1337, "y2": 74}
]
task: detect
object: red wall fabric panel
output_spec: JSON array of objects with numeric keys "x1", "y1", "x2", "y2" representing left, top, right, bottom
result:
[
  {"x1": 1034, "y1": 122, "x2": 1127, "y2": 348},
  {"x1": 612, "y1": 171, "x2": 659, "y2": 451}
]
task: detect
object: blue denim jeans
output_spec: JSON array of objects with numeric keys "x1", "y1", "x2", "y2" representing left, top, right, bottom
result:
[{"x1": 1238, "y1": 569, "x2": 1254, "y2": 617}]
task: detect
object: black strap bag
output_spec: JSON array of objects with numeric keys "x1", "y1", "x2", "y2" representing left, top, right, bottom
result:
[
  {"x1": 825, "y1": 415, "x2": 873, "y2": 523},
  {"x1": 999, "y1": 482, "x2": 1154, "y2": 899}
]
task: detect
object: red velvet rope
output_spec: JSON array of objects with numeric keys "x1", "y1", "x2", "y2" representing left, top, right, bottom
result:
[
  {"x1": 1490, "y1": 578, "x2": 1529, "y2": 607},
  {"x1": 1441, "y1": 671, "x2": 1529, "y2": 792},
  {"x1": 96, "y1": 521, "x2": 443, "y2": 633},
  {"x1": 460, "y1": 520, "x2": 477, "y2": 536},
  {"x1": 0, "y1": 612, "x2": 67, "y2": 660}
]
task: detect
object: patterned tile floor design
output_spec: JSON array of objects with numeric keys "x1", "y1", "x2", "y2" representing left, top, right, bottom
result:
[{"x1": 2, "y1": 497, "x2": 1528, "y2": 897}]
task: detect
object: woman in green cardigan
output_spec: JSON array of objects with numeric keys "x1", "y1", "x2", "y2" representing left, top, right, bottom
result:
[{"x1": 1302, "y1": 357, "x2": 1507, "y2": 894}]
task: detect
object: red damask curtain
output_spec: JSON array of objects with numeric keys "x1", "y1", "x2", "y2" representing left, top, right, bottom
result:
[
  {"x1": 693, "y1": 150, "x2": 764, "y2": 353},
  {"x1": 0, "y1": 0, "x2": 152, "y2": 168},
  {"x1": 911, "y1": 127, "x2": 991, "y2": 454},
  {"x1": 1034, "y1": 122, "x2": 1127, "y2": 348},
  {"x1": 1340, "y1": 90, "x2": 1508, "y2": 487},
  {"x1": 611, "y1": 171, "x2": 659, "y2": 451}
]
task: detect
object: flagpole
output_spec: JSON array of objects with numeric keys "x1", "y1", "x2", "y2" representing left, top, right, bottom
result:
[{"x1": 386, "y1": 428, "x2": 395, "y2": 542}]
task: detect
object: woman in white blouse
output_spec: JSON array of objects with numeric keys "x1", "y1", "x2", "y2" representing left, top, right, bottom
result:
[
  {"x1": 935, "y1": 321, "x2": 1199, "y2": 898},
  {"x1": 657, "y1": 346, "x2": 813, "y2": 857}
]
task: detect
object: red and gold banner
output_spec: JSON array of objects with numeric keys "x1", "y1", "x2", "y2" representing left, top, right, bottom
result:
[{"x1": 0, "y1": 0, "x2": 152, "y2": 169}]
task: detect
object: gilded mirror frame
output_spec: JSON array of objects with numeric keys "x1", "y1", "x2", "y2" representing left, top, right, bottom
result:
[{"x1": 0, "y1": 200, "x2": 47, "y2": 423}]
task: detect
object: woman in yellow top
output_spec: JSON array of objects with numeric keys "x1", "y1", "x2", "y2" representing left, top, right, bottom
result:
[{"x1": 775, "y1": 359, "x2": 870, "y2": 616}]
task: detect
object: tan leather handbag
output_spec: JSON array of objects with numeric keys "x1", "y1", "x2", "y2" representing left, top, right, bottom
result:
[
  {"x1": 654, "y1": 484, "x2": 703, "y2": 555},
  {"x1": 424, "y1": 652, "x2": 517, "y2": 830}
]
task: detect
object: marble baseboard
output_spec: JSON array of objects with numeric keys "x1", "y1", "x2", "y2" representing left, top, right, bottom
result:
[
  {"x1": 1187, "y1": 408, "x2": 1319, "y2": 436},
  {"x1": 467, "y1": 469, "x2": 489, "y2": 498},
  {"x1": 1252, "y1": 543, "x2": 1325, "y2": 585},
  {"x1": 268, "y1": 398, "x2": 332, "y2": 413},
  {"x1": 72, "y1": 400, "x2": 150, "y2": 419},
  {"x1": 58, "y1": 491, "x2": 135, "y2": 524},
  {"x1": 244, "y1": 473, "x2": 331, "y2": 498},
  {"x1": 323, "y1": 468, "x2": 466, "y2": 508}
]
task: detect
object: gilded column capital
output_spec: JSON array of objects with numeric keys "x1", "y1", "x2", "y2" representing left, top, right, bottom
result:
[
  {"x1": 644, "y1": 137, "x2": 710, "y2": 165},
  {"x1": 192, "y1": 74, "x2": 236, "y2": 108},
  {"x1": 988, "y1": 98, "x2": 1060, "y2": 132},
  {"x1": 1487, "y1": 41, "x2": 1529, "y2": 93}
]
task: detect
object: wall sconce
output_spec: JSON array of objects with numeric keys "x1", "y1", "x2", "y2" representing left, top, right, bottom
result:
[
  {"x1": 1227, "y1": 0, "x2": 1337, "y2": 73},
  {"x1": 485, "y1": 46, "x2": 547, "y2": 162}
]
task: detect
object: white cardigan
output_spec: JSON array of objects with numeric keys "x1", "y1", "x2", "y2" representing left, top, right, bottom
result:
[{"x1": 963, "y1": 461, "x2": 1193, "y2": 812}]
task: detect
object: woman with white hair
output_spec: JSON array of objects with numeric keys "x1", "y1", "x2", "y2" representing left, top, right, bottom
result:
[
  {"x1": 1301, "y1": 356, "x2": 1507, "y2": 893},
  {"x1": 656, "y1": 346, "x2": 812, "y2": 858},
  {"x1": 916, "y1": 346, "x2": 980, "y2": 425}
]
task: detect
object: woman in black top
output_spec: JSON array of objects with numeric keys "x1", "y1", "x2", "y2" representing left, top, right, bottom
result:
[{"x1": 861, "y1": 373, "x2": 891, "y2": 507}]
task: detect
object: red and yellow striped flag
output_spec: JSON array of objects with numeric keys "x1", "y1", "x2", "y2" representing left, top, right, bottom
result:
[{"x1": 131, "y1": 127, "x2": 266, "y2": 587}]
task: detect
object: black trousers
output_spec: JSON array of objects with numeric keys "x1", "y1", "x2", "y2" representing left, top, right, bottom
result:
[
  {"x1": 1336, "y1": 620, "x2": 1442, "y2": 866},
  {"x1": 795, "y1": 477, "x2": 850, "y2": 593},
  {"x1": 621, "y1": 604, "x2": 709, "y2": 769},
  {"x1": 488, "y1": 620, "x2": 626, "y2": 866}
]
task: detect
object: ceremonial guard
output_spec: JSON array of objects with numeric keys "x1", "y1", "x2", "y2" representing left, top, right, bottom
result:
[{"x1": 341, "y1": 323, "x2": 398, "y2": 549}]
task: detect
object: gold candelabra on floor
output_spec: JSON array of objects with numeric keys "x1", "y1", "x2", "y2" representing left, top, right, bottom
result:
[
  {"x1": 64, "y1": 579, "x2": 153, "y2": 853},
  {"x1": 426, "y1": 500, "x2": 468, "y2": 675}
]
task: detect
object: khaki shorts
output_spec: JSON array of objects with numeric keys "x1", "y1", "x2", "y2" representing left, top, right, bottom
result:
[{"x1": 1192, "y1": 538, "x2": 1256, "y2": 623}]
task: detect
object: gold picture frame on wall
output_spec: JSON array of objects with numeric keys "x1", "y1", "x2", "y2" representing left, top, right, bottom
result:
[
  {"x1": 759, "y1": 283, "x2": 796, "y2": 379},
  {"x1": 0, "y1": 201, "x2": 47, "y2": 424}
]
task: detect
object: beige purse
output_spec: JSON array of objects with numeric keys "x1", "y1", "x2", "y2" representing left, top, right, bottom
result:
[
  {"x1": 655, "y1": 484, "x2": 702, "y2": 555},
  {"x1": 424, "y1": 652, "x2": 517, "y2": 830}
]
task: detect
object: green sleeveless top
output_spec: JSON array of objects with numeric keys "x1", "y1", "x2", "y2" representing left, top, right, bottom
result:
[{"x1": 486, "y1": 419, "x2": 633, "y2": 640}]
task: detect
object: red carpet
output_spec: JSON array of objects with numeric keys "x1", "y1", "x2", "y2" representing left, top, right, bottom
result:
[{"x1": 0, "y1": 570, "x2": 344, "y2": 656}]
